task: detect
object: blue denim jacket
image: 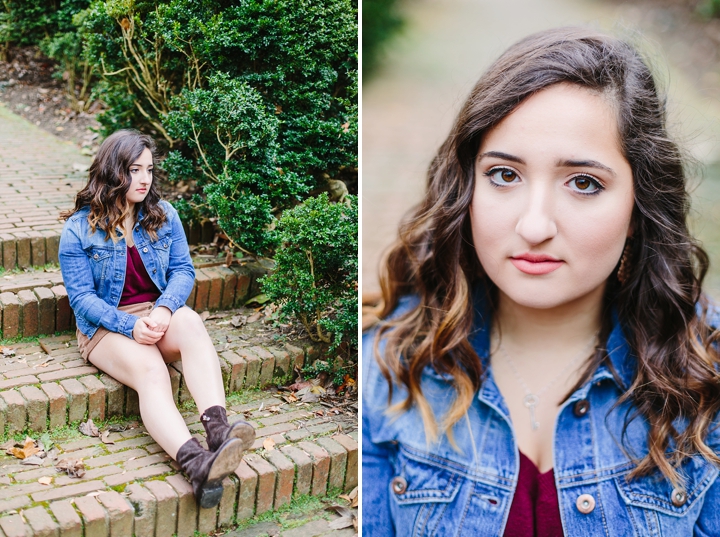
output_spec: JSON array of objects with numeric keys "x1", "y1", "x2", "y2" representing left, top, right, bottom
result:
[
  {"x1": 362, "y1": 296, "x2": 720, "y2": 536},
  {"x1": 58, "y1": 200, "x2": 195, "y2": 340}
]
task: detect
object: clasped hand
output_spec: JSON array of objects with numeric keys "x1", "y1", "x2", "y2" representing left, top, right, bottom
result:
[{"x1": 132, "y1": 306, "x2": 172, "y2": 344}]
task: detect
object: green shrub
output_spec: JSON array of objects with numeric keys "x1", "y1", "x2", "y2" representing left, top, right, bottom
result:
[
  {"x1": 79, "y1": 0, "x2": 358, "y2": 256},
  {"x1": 261, "y1": 193, "x2": 358, "y2": 354}
]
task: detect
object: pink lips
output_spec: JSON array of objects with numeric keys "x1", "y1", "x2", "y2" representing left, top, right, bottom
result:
[{"x1": 510, "y1": 253, "x2": 564, "y2": 275}]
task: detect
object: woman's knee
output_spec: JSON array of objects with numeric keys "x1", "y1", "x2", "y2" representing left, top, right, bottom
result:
[
  {"x1": 168, "y1": 306, "x2": 208, "y2": 337},
  {"x1": 129, "y1": 345, "x2": 170, "y2": 390}
]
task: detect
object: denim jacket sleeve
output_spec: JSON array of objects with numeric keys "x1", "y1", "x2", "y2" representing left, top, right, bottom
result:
[
  {"x1": 59, "y1": 217, "x2": 138, "y2": 339},
  {"x1": 153, "y1": 201, "x2": 195, "y2": 313},
  {"x1": 362, "y1": 328, "x2": 397, "y2": 537}
]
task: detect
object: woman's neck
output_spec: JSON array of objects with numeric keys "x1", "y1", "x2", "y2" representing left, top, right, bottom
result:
[{"x1": 494, "y1": 284, "x2": 605, "y2": 354}]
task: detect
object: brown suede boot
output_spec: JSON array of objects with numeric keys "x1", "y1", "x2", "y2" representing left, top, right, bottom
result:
[
  {"x1": 175, "y1": 437, "x2": 244, "y2": 508},
  {"x1": 201, "y1": 405, "x2": 256, "y2": 452}
]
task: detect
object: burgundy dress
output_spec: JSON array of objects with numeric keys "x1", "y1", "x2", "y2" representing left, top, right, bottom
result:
[
  {"x1": 119, "y1": 245, "x2": 161, "y2": 306},
  {"x1": 504, "y1": 452, "x2": 564, "y2": 537}
]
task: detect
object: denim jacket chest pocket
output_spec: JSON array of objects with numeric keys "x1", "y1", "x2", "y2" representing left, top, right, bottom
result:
[
  {"x1": 149, "y1": 231, "x2": 173, "y2": 272},
  {"x1": 84, "y1": 244, "x2": 114, "y2": 283},
  {"x1": 613, "y1": 458, "x2": 718, "y2": 534},
  {"x1": 389, "y1": 445, "x2": 509, "y2": 537}
]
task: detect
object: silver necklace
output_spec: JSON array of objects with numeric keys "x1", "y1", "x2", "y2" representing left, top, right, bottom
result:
[{"x1": 494, "y1": 333, "x2": 597, "y2": 431}]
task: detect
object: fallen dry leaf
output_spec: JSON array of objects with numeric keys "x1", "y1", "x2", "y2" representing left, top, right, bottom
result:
[
  {"x1": 10, "y1": 438, "x2": 41, "y2": 460},
  {"x1": 199, "y1": 311, "x2": 210, "y2": 321},
  {"x1": 282, "y1": 393, "x2": 298, "y2": 403},
  {"x1": 38, "y1": 476, "x2": 52, "y2": 485},
  {"x1": 79, "y1": 419, "x2": 99, "y2": 437},
  {"x1": 339, "y1": 486, "x2": 358, "y2": 507},
  {"x1": 0, "y1": 347, "x2": 15, "y2": 357},
  {"x1": 246, "y1": 312, "x2": 263, "y2": 323},
  {"x1": 21, "y1": 455, "x2": 44, "y2": 466},
  {"x1": 55, "y1": 458, "x2": 85, "y2": 478},
  {"x1": 263, "y1": 438, "x2": 276, "y2": 451},
  {"x1": 100, "y1": 431, "x2": 114, "y2": 445},
  {"x1": 327, "y1": 505, "x2": 356, "y2": 530}
]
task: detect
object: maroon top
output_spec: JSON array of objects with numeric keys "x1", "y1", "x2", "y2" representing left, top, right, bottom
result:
[
  {"x1": 119, "y1": 246, "x2": 161, "y2": 306},
  {"x1": 504, "y1": 452, "x2": 563, "y2": 537}
]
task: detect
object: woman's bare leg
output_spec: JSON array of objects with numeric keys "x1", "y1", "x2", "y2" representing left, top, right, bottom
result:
[
  {"x1": 88, "y1": 334, "x2": 191, "y2": 459},
  {"x1": 155, "y1": 306, "x2": 225, "y2": 415}
]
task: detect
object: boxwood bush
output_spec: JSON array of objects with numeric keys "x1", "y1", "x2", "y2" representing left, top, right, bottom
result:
[
  {"x1": 261, "y1": 193, "x2": 358, "y2": 353},
  {"x1": 80, "y1": 0, "x2": 358, "y2": 256}
]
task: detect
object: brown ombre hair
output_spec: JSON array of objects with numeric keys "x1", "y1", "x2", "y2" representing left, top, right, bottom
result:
[
  {"x1": 61, "y1": 129, "x2": 166, "y2": 240},
  {"x1": 375, "y1": 27, "x2": 720, "y2": 486}
]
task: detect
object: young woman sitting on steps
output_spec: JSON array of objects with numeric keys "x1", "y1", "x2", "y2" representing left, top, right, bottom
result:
[{"x1": 58, "y1": 129, "x2": 254, "y2": 508}]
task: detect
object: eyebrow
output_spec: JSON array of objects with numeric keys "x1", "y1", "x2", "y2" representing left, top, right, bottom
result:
[
  {"x1": 478, "y1": 151, "x2": 616, "y2": 177},
  {"x1": 557, "y1": 159, "x2": 616, "y2": 177},
  {"x1": 477, "y1": 151, "x2": 525, "y2": 164}
]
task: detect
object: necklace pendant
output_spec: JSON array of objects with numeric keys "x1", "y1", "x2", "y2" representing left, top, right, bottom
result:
[{"x1": 523, "y1": 394, "x2": 540, "y2": 431}]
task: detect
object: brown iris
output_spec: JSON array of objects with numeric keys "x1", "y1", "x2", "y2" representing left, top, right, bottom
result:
[{"x1": 574, "y1": 176, "x2": 592, "y2": 190}]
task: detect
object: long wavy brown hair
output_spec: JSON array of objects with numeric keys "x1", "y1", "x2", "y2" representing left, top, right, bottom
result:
[
  {"x1": 61, "y1": 129, "x2": 166, "y2": 240},
  {"x1": 375, "y1": 27, "x2": 720, "y2": 487}
]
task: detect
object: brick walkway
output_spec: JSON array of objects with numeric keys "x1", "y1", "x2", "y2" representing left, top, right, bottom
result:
[
  {"x1": 0, "y1": 390, "x2": 357, "y2": 536},
  {"x1": 0, "y1": 102, "x2": 89, "y2": 271}
]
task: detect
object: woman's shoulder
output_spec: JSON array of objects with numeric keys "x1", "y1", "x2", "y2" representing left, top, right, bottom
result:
[{"x1": 157, "y1": 199, "x2": 178, "y2": 217}]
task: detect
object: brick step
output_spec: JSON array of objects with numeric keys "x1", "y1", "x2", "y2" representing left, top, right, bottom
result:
[
  {"x1": 0, "y1": 219, "x2": 221, "y2": 272},
  {"x1": 0, "y1": 261, "x2": 270, "y2": 340},
  {"x1": 0, "y1": 309, "x2": 324, "y2": 435},
  {"x1": 0, "y1": 392, "x2": 358, "y2": 537}
]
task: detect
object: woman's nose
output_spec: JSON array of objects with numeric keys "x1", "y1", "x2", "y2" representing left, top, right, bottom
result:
[{"x1": 514, "y1": 185, "x2": 558, "y2": 245}]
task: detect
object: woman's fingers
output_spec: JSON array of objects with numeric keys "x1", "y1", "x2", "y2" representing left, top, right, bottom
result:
[{"x1": 134, "y1": 317, "x2": 164, "y2": 344}]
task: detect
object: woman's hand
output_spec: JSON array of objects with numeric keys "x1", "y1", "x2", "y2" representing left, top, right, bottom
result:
[
  {"x1": 133, "y1": 317, "x2": 164, "y2": 345},
  {"x1": 149, "y1": 306, "x2": 173, "y2": 334}
]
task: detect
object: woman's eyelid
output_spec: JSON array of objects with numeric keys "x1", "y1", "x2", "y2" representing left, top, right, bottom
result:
[
  {"x1": 568, "y1": 172, "x2": 603, "y2": 186},
  {"x1": 485, "y1": 165, "x2": 522, "y2": 181}
]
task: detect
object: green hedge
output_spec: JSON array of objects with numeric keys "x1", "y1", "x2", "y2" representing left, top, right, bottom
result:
[
  {"x1": 261, "y1": 193, "x2": 358, "y2": 353},
  {"x1": 81, "y1": 0, "x2": 358, "y2": 256}
]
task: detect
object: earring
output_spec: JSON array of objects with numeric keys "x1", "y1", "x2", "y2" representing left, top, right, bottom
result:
[{"x1": 617, "y1": 241, "x2": 631, "y2": 285}]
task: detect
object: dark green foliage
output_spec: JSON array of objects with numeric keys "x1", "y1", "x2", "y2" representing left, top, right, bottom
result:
[
  {"x1": 79, "y1": 0, "x2": 358, "y2": 255},
  {"x1": 261, "y1": 194, "x2": 358, "y2": 354},
  {"x1": 0, "y1": 0, "x2": 90, "y2": 54},
  {"x1": 363, "y1": 0, "x2": 402, "y2": 77}
]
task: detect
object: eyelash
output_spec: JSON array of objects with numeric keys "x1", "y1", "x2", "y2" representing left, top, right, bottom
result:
[
  {"x1": 483, "y1": 167, "x2": 604, "y2": 197},
  {"x1": 130, "y1": 168, "x2": 153, "y2": 174}
]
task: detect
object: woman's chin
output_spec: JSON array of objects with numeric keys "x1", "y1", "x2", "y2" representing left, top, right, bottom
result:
[{"x1": 495, "y1": 278, "x2": 607, "y2": 311}]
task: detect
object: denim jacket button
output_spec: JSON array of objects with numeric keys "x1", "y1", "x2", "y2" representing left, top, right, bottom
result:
[
  {"x1": 391, "y1": 476, "x2": 407, "y2": 495},
  {"x1": 576, "y1": 494, "x2": 595, "y2": 514},
  {"x1": 143, "y1": 247, "x2": 148, "y2": 253},
  {"x1": 573, "y1": 399, "x2": 590, "y2": 417},
  {"x1": 93, "y1": 253, "x2": 99, "y2": 260},
  {"x1": 671, "y1": 488, "x2": 687, "y2": 507},
  {"x1": 153, "y1": 269, "x2": 157, "y2": 274}
]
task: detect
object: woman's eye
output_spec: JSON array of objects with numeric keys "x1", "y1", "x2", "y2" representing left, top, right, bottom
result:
[
  {"x1": 486, "y1": 168, "x2": 520, "y2": 185},
  {"x1": 568, "y1": 175, "x2": 602, "y2": 194}
]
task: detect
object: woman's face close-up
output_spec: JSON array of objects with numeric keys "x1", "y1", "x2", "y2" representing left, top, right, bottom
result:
[
  {"x1": 470, "y1": 83, "x2": 635, "y2": 310},
  {"x1": 126, "y1": 146, "x2": 154, "y2": 207}
]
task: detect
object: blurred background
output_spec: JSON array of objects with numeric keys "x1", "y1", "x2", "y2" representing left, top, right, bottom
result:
[{"x1": 362, "y1": 0, "x2": 720, "y2": 301}]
